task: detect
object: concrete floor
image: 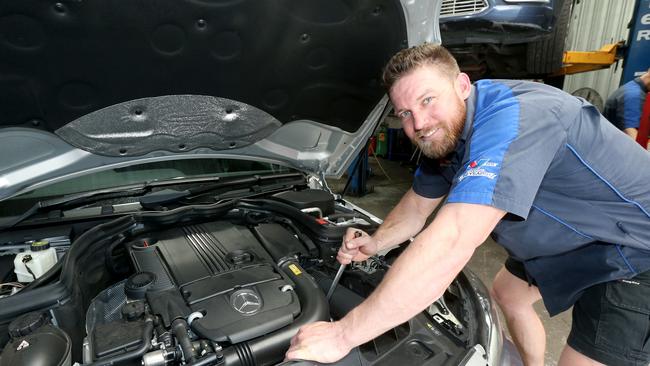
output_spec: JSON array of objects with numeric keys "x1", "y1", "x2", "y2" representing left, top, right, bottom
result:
[{"x1": 327, "y1": 156, "x2": 572, "y2": 366}]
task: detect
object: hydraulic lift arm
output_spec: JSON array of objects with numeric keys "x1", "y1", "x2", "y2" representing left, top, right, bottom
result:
[{"x1": 552, "y1": 41, "x2": 625, "y2": 76}]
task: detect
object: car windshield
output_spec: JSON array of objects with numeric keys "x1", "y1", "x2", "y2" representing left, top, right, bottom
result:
[{"x1": 0, "y1": 158, "x2": 296, "y2": 216}]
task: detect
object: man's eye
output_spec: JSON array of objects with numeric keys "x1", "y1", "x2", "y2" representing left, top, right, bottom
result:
[
  {"x1": 423, "y1": 96, "x2": 433, "y2": 105},
  {"x1": 399, "y1": 111, "x2": 412, "y2": 118}
]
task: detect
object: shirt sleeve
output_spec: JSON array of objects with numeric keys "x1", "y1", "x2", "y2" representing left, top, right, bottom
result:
[
  {"x1": 447, "y1": 83, "x2": 567, "y2": 219},
  {"x1": 621, "y1": 81, "x2": 644, "y2": 129}
]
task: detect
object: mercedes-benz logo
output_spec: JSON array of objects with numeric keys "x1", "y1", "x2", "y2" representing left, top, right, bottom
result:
[{"x1": 230, "y1": 289, "x2": 263, "y2": 315}]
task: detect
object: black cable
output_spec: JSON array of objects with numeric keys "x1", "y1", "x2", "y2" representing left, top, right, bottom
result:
[{"x1": 21, "y1": 255, "x2": 36, "y2": 281}]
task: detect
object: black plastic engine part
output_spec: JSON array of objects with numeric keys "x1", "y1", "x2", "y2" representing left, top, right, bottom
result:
[
  {"x1": 271, "y1": 189, "x2": 335, "y2": 217},
  {"x1": 121, "y1": 301, "x2": 146, "y2": 321},
  {"x1": 8, "y1": 311, "x2": 49, "y2": 338},
  {"x1": 124, "y1": 272, "x2": 156, "y2": 300},
  {"x1": 88, "y1": 317, "x2": 154, "y2": 366},
  {"x1": 92, "y1": 320, "x2": 147, "y2": 359},
  {"x1": 251, "y1": 223, "x2": 308, "y2": 262},
  {"x1": 0, "y1": 325, "x2": 71, "y2": 366}
]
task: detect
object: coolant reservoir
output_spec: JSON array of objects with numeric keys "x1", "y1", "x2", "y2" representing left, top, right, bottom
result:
[{"x1": 13, "y1": 241, "x2": 58, "y2": 283}]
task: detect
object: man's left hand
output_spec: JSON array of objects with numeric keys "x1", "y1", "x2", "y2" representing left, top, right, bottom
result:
[{"x1": 285, "y1": 321, "x2": 353, "y2": 363}]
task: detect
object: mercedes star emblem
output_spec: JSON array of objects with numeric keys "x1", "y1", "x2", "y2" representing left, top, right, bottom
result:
[{"x1": 230, "y1": 289, "x2": 263, "y2": 315}]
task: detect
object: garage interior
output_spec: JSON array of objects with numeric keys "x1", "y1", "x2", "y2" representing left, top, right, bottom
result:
[{"x1": 0, "y1": 0, "x2": 648, "y2": 365}]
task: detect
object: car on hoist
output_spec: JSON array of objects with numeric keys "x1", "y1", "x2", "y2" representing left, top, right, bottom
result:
[
  {"x1": 440, "y1": 0, "x2": 572, "y2": 82},
  {"x1": 0, "y1": 1, "x2": 521, "y2": 365}
]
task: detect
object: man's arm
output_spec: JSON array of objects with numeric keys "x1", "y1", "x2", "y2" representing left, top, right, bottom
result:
[
  {"x1": 340, "y1": 202, "x2": 505, "y2": 345},
  {"x1": 372, "y1": 188, "x2": 444, "y2": 250},
  {"x1": 338, "y1": 188, "x2": 443, "y2": 264},
  {"x1": 286, "y1": 202, "x2": 506, "y2": 362},
  {"x1": 624, "y1": 127, "x2": 638, "y2": 140}
]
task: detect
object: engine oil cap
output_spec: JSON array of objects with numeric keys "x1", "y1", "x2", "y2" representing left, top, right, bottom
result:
[
  {"x1": 125, "y1": 272, "x2": 156, "y2": 300},
  {"x1": 29, "y1": 240, "x2": 50, "y2": 251}
]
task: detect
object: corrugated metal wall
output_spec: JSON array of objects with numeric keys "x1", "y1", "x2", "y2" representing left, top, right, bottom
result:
[{"x1": 562, "y1": 0, "x2": 636, "y2": 110}]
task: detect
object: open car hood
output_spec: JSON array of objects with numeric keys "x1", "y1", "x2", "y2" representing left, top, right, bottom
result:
[{"x1": 0, "y1": 0, "x2": 441, "y2": 201}]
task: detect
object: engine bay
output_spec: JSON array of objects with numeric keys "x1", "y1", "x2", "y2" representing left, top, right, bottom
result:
[{"x1": 0, "y1": 187, "x2": 491, "y2": 366}]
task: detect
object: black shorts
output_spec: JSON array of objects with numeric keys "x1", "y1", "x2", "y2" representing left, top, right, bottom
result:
[
  {"x1": 505, "y1": 257, "x2": 650, "y2": 366},
  {"x1": 504, "y1": 257, "x2": 536, "y2": 286}
]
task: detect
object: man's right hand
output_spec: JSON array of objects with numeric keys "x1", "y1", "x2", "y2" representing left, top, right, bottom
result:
[{"x1": 337, "y1": 228, "x2": 379, "y2": 265}]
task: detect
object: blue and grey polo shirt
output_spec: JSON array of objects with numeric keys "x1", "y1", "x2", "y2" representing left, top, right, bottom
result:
[
  {"x1": 603, "y1": 77, "x2": 648, "y2": 130},
  {"x1": 413, "y1": 79, "x2": 650, "y2": 315}
]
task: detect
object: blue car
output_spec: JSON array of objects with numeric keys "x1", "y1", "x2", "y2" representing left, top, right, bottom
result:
[{"x1": 440, "y1": 0, "x2": 572, "y2": 79}]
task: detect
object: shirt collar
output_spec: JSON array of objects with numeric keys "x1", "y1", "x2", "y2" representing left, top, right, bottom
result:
[{"x1": 460, "y1": 85, "x2": 476, "y2": 143}]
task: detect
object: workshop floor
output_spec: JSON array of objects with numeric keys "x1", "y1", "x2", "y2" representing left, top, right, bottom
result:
[{"x1": 327, "y1": 155, "x2": 572, "y2": 366}]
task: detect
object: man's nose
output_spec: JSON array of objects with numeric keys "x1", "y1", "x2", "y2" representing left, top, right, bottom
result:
[{"x1": 412, "y1": 109, "x2": 428, "y2": 131}]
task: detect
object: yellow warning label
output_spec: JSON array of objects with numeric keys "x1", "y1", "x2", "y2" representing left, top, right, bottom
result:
[{"x1": 288, "y1": 264, "x2": 302, "y2": 275}]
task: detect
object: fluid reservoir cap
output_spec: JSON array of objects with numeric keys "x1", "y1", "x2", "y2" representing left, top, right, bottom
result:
[
  {"x1": 29, "y1": 240, "x2": 50, "y2": 251},
  {"x1": 125, "y1": 272, "x2": 156, "y2": 300},
  {"x1": 8, "y1": 312, "x2": 49, "y2": 338}
]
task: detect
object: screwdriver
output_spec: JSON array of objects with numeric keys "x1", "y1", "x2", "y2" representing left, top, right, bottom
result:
[{"x1": 326, "y1": 231, "x2": 362, "y2": 301}]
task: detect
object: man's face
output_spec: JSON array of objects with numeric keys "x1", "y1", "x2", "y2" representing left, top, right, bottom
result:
[{"x1": 389, "y1": 65, "x2": 470, "y2": 159}]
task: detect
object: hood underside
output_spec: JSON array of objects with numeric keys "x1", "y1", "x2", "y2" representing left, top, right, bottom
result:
[{"x1": 0, "y1": 0, "x2": 441, "y2": 201}]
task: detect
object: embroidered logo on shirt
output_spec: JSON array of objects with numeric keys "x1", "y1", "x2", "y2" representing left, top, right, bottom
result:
[{"x1": 458, "y1": 159, "x2": 498, "y2": 181}]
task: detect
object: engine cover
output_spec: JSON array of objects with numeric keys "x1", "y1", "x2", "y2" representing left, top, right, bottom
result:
[{"x1": 129, "y1": 221, "x2": 301, "y2": 343}]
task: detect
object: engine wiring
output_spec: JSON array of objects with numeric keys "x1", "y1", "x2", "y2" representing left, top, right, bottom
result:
[{"x1": 0, "y1": 282, "x2": 24, "y2": 298}]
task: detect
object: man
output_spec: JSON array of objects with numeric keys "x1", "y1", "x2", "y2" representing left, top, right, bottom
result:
[
  {"x1": 603, "y1": 67, "x2": 650, "y2": 139},
  {"x1": 286, "y1": 44, "x2": 650, "y2": 366}
]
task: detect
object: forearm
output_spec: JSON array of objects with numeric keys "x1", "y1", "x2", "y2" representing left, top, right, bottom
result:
[{"x1": 371, "y1": 189, "x2": 442, "y2": 251}]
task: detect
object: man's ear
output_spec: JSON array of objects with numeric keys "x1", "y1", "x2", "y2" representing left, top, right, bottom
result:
[{"x1": 455, "y1": 72, "x2": 472, "y2": 100}]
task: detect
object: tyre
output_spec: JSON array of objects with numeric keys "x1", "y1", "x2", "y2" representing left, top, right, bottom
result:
[{"x1": 526, "y1": 0, "x2": 572, "y2": 75}]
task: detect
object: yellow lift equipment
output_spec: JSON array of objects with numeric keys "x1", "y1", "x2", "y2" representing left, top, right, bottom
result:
[{"x1": 553, "y1": 41, "x2": 625, "y2": 76}]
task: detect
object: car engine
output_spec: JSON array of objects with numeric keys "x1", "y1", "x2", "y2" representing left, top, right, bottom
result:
[
  {"x1": 0, "y1": 188, "x2": 490, "y2": 366},
  {"x1": 85, "y1": 219, "x2": 328, "y2": 366}
]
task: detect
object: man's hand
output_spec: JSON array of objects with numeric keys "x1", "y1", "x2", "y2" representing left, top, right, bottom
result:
[
  {"x1": 337, "y1": 228, "x2": 379, "y2": 265},
  {"x1": 285, "y1": 321, "x2": 353, "y2": 363}
]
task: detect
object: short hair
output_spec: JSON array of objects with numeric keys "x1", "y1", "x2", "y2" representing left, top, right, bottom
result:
[{"x1": 381, "y1": 43, "x2": 460, "y2": 91}]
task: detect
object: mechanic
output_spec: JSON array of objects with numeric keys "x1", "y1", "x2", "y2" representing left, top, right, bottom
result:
[
  {"x1": 603, "y1": 67, "x2": 649, "y2": 139},
  {"x1": 285, "y1": 43, "x2": 650, "y2": 366}
]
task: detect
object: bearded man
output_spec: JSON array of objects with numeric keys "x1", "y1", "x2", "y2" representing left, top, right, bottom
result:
[{"x1": 286, "y1": 43, "x2": 650, "y2": 366}]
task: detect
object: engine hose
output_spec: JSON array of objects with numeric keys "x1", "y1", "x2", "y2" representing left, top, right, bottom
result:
[
  {"x1": 172, "y1": 318, "x2": 196, "y2": 363},
  {"x1": 188, "y1": 353, "x2": 219, "y2": 366},
  {"x1": 221, "y1": 260, "x2": 329, "y2": 365},
  {"x1": 86, "y1": 316, "x2": 154, "y2": 366},
  {"x1": 311, "y1": 272, "x2": 364, "y2": 319}
]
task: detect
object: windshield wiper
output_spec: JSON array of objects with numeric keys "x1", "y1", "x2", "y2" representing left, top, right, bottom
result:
[
  {"x1": 139, "y1": 172, "x2": 305, "y2": 209},
  {"x1": 0, "y1": 173, "x2": 304, "y2": 229},
  {"x1": 0, "y1": 177, "x2": 220, "y2": 230},
  {"x1": 0, "y1": 186, "x2": 153, "y2": 230}
]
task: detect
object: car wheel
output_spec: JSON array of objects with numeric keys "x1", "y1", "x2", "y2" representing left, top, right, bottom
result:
[
  {"x1": 571, "y1": 87, "x2": 604, "y2": 112},
  {"x1": 526, "y1": 0, "x2": 572, "y2": 75}
]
